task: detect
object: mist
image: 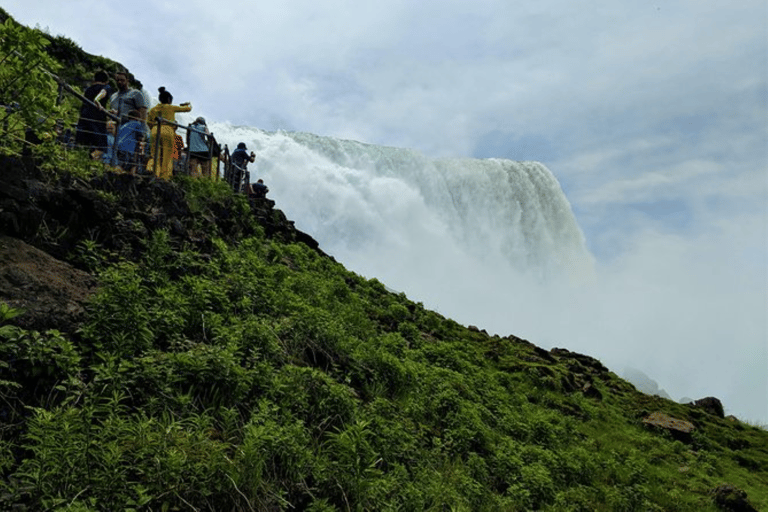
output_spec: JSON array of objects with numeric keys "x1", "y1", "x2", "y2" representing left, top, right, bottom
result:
[{"x1": 203, "y1": 120, "x2": 767, "y2": 425}]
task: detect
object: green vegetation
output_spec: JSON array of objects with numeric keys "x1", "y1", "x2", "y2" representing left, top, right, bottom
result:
[
  {"x1": 1, "y1": 11, "x2": 766, "y2": 511},
  {"x1": 0, "y1": 8, "x2": 133, "y2": 173},
  {"x1": 0, "y1": 15, "x2": 63, "y2": 163},
  {"x1": 1, "y1": 183, "x2": 766, "y2": 510}
]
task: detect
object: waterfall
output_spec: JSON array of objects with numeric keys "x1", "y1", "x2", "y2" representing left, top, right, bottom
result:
[
  {"x1": 210, "y1": 125, "x2": 593, "y2": 278},
  {"x1": 194, "y1": 122, "x2": 593, "y2": 337}
]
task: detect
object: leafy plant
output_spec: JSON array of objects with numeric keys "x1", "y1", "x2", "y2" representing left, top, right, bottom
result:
[{"x1": 0, "y1": 18, "x2": 63, "y2": 162}]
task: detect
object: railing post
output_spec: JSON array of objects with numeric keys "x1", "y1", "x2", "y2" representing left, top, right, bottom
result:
[
  {"x1": 207, "y1": 132, "x2": 214, "y2": 180},
  {"x1": 110, "y1": 117, "x2": 119, "y2": 167},
  {"x1": 184, "y1": 125, "x2": 192, "y2": 176}
]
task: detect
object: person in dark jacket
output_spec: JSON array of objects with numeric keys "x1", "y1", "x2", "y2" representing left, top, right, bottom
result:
[
  {"x1": 230, "y1": 142, "x2": 255, "y2": 192},
  {"x1": 248, "y1": 179, "x2": 269, "y2": 199},
  {"x1": 75, "y1": 70, "x2": 112, "y2": 158}
]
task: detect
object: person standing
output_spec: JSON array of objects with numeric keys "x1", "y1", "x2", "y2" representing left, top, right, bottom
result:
[
  {"x1": 75, "y1": 70, "x2": 112, "y2": 159},
  {"x1": 108, "y1": 71, "x2": 147, "y2": 125},
  {"x1": 188, "y1": 117, "x2": 212, "y2": 178},
  {"x1": 116, "y1": 109, "x2": 149, "y2": 173},
  {"x1": 101, "y1": 121, "x2": 116, "y2": 165},
  {"x1": 146, "y1": 86, "x2": 191, "y2": 180},
  {"x1": 230, "y1": 142, "x2": 255, "y2": 192},
  {"x1": 172, "y1": 128, "x2": 185, "y2": 176},
  {"x1": 133, "y1": 80, "x2": 154, "y2": 111}
]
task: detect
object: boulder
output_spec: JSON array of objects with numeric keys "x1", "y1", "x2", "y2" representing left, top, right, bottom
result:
[
  {"x1": 642, "y1": 412, "x2": 695, "y2": 442},
  {"x1": 693, "y1": 397, "x2": 725, "y2": 418}
]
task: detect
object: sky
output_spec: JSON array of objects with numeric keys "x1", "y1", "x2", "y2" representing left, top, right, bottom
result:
[{"x1": 3, "y1": 1, "x2": 767, "y2": 422}]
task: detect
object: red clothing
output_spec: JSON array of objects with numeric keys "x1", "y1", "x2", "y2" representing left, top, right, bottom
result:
[{"x1": 173, "y1": 134, "x2": 184, "y2": 160}]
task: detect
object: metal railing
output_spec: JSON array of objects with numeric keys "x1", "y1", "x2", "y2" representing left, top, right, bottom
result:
[
  {"x1": 148, "y1": 116, "x2": 221, "y2": 180},
  {"x1": 2, "y1": 63, "x2": 265, "y2": 194}
]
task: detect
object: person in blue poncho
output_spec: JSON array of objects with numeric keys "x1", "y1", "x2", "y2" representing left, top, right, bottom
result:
[
  {"x1": 188, "y1": 117, "x2": 212, "y2": 178},
  {"x1": 115, "y1": 110, "x2": 150, "y2": 173}
]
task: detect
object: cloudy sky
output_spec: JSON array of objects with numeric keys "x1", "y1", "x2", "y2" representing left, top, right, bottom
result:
[
  {"x1": 4, "y1": 0, "x2": 763, "y2": 253},
  {"x1": 3, "y1": 1, "x2": 767, "y2": 421}
]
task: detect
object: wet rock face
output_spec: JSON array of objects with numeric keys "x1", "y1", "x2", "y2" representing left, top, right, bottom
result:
[{"x1": 0, "y1": 235, "x2": 96, "y2": 333}]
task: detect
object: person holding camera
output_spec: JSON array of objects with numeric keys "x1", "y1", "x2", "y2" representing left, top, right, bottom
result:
[{"x1": 230, "y1": 142, "x2": 255, "y2": 192}]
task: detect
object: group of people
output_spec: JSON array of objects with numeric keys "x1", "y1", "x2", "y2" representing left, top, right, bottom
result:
[
  {"x1": 74, "y1": 71, "x2": 217, "y2": 180},
  {"x1": 74, "y1": 70, "x2": 268, "y2": 198}
]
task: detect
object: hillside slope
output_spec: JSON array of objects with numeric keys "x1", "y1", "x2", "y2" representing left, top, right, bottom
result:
[{"x1": 1, "y1": 155, "x2": 767, "y2": 511}]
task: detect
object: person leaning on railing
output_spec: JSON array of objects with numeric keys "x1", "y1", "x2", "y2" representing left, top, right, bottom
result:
[
  {"x1": 230, "y1": 142, "x2": 255, "y2": 192},
  {"x1": 248, "y1": 179, "x2": 269, "y2": 199},
  {"x1": 74, "y1": 70, "x2": 112, "y2": 160},
  {"x1": 146, "y1": 86, "x2": 191, "y2": 180},
  {"x1": 188, "y1": 116, "x2": 212, "y2": 179}
]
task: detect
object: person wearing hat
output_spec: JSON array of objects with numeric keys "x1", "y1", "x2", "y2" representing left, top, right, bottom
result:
[
  {"x1": 188, "y1": 116, "x2": 212, "y2": 178},
  {"x1": 230, "y1": 142, "x2": 255, "y2": 192}
]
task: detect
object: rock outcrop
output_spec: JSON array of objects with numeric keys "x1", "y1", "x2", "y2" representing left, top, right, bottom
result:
[
  {"x1": 0, "y1": 156, "x2": 323, "y2": 268},
  {"x1": 692, "y1": 396, "x2": 725, "y2": 418},
  {"x1": 710, "y1": 484, "x2": 758, "y2": 512},
  {"x1": 642, "y1": 412, "x2": 696, "y2": 442},
  {"x1": 0, "y1": 235, "x2": 96, "y2": 333},
  {"x1": 0, "y1": 155, "x2": 325, "y2": 333}
]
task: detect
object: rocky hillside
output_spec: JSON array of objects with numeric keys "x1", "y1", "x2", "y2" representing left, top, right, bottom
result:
[
  {"x1": 1, "y1": 11, "x2": 767, "y2": 511},
  {"x1": 2, "y1": 153, "x2": 767, "y2": 511},
  {"x1": 0, "y1": 155, "x2": 317, "y2": 333}
]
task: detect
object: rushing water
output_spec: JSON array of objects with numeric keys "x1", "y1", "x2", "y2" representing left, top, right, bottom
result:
[{"x1": 211, "y1": 125, "x2": 591, "y2": 274}]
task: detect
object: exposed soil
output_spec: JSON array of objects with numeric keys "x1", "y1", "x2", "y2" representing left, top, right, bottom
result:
[{"x1": 0, "y1": 235, "x2": 96, "y2": 333}]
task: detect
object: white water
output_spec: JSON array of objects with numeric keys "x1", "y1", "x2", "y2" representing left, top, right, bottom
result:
[
  {"x1": 204, "y1": 124, "x2": 594, "y2": 334},
  {"x1": 184, "y1": 119, "x2": 766, "y2": 426}
]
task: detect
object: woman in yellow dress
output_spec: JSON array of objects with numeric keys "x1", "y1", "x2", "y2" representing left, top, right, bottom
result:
[{"x1": 146, "y1": 87, "x2": 191, "y2": 180}]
